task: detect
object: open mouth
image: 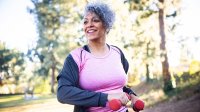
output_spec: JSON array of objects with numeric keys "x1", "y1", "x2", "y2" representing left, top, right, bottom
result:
[{"x1": 87, "y1": 29, "x2": 97, "y2": 34}]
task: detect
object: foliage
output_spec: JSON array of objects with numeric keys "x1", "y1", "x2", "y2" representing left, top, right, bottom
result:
[
  {"x1": 34, "y1": 78, "x2": 51, "y2": 94},
  {"x1": 174, "y1": 71, "x2": 200, "y2": 88},
  {"x1": 28, "y1": 0, "x2": 87, "y2": 93},
  {"x1": 28, "y1": 0, "x2": 184, "y2": 91},
  {"x1": 189, "y1": 60, "x2": 200, "y2": 75},
  {"x1": 0, "y1": 42, "x2": 25, "y2": 86},
  {"x1": 121, "y1": 0, "x2": 159, "y2": 83},
  {"x1": 163, "y1": 79, "x2": 173, "y2": 93},
  {"x1": 134, "y1": 70, "x2": 200, "y2": 108},
  {"x1": 125, "y1": 0, "x2": 182, "y2": 91}
]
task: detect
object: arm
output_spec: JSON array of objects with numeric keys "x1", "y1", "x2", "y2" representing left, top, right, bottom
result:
[
  {"x1": 57, "y1": 54, "x2": 108, "y2": 107},
  {"x1": 119, "y1": 48, "x2": 137, "y2": 96},
  {"x1": 112, "y1": 45, "x2": 144, "y2": 110},
  {"x1": 119, "y1": 47, "x2": 139, "y2": 100}
]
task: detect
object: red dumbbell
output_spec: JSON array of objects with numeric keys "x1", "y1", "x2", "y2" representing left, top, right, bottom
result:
[
  {"x1": 108, "y1": 99, "x2": 122, "y2": 111},
  {"x1": 132, "y1": 99, "x2": 145, "y2": 112},
  {"x1": 108, "y1": 93, "x2": 144, "y2": 111}
]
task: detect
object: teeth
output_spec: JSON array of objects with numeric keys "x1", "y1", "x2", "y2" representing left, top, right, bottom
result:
[{"x1": 88, "y1": 29, "x2": 95, "y2": 33}]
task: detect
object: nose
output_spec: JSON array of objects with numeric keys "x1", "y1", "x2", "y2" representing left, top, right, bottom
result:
[{"x1": 87, "y1": 21, "x2": 94, "y2": 28}]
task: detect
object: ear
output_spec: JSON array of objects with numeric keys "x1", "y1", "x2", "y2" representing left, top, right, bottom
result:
[{"x1": 106, "y1": 29, "x2": 110, "y2": 34}]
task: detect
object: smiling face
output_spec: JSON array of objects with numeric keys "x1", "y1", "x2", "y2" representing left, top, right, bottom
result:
[{"x1": 83, "y1": 12, "x2": 106, "y2": 41}]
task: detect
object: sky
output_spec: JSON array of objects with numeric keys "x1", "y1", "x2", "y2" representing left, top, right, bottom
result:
[
  {"x1": 167, "y1": 0, "x2": 200, "y2": 66},
  {"x1": 177, "y1": 0, "x2": 200, "y2": 37},
  {"x1": 0, "y1": 0, "x2": 200, "y2": 65},
  {"x1": 0, "y1": 0, "x2": 37, "y2": 52}
]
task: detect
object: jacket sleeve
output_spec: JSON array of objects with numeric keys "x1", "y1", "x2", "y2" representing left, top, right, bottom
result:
[
  {"x1": 123, "y1": 86, "x2": 137, "y2": 96},
  {"x1": 120, "y1": 48, "x2": 137, "y2": 96},
  {"x1": 57, "y1": 54, "x2": 108, "y2": 107}
]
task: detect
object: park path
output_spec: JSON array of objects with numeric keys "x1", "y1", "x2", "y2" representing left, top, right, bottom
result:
[
  {"x1": 0, "y1": 93, "x2": 199, "y2": 112},
  {"x1": 0, "y1": 98, "x2": 74, "y2": 112},
  {"x1": 143, "y1": 93, "x2": 200, "y2": 112}
]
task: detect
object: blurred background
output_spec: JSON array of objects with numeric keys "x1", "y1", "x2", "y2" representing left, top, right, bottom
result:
[{"x1": 0, "y1": 0, "x2": 200, "y2": 112}]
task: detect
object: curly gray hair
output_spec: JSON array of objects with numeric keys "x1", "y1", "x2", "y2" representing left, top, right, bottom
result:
[{"x1": 84, "y1": 1, "x2": 115, "y2": 31}]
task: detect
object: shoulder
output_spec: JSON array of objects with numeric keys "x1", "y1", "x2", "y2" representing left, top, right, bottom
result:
[
  {"x1": 69, "y1": 47, "x2": 88, "y2": 71},
  {"x1": 109, "y1": 45, "x2": 127, "y2": 60},
  {"x1": 110, "y1": 45, "x2": 123, "y2": 54},
  {"x1": 70, "y1": 47, "x2": 84, "y2": 56},
  {"x1": 68, "y1": 47, "x2": 83, "y2": 62}
]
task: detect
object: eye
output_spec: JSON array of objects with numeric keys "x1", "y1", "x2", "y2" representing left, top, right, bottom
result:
[
  {"x1": 93, "y1": 18, "x2": 101, "y2": 22},
  {"x1": 83, "y1": 20, "x2": 88, "y2": 25}
]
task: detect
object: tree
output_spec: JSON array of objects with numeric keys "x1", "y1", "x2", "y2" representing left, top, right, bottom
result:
[
  {"x1": 124, "y1": 0, "x2": 159, "y2": 82},
  {"x1": 29, "y1": 0, "x2": 87, "y2": 93},
  {"x1": 0, "y1": 42, "x2": 25, "y2": 86},
  {"x1": 125, "y1": 0, "x2": 181, "y2": 91},
  {"x1": 158, "y1": 0, "x2": 173, "y2": 92}
]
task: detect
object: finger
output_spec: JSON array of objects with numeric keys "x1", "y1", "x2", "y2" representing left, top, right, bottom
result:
[
  {"x1": 124, "y1": 93, "x2": 130, "y2": 101},
  {"x1": 121, "y1": 94, "x2": 129, "y2": 105},
  {"x1": 119, "y1": 98, "x2": 126, "y2": 105},
  {"x1": 131, "y1": 95, "x2": 139, "y2": 103}
]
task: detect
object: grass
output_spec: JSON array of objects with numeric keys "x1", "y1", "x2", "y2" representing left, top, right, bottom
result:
[
  {"x1": 0, "y1": 94, "x2": 56, "y2": 108},
  {"x1": 132, "y1": 72, "x2": 200, "y2": 108},
  {"x1": 0, "y1": 94, "x2": 74, "y2": 112}
]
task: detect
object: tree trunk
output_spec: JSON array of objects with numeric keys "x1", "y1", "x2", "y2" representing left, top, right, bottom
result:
[
  {"x1": 146, "y1": 64, "x2": 150, "y2": 82},
  {"x1": 146, "y1": 42, "x2": 150, "y2": 82},
  {"x1": 51, "y1": 64, "x2": 55, "y2": 93},
  {"x1": 51, "y1": 54, "x2": 56, "y2": 94},
  {"x1": 158, "y1": 0, "x2": 173, "y2": 92}
]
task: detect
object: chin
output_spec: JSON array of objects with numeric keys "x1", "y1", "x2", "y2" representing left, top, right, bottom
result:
[{"x1": 87, "y1": 36, "x2": 99, "y2": 40}]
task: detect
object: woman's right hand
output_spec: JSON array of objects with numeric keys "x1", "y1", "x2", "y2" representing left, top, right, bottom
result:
[{"x1": 107, "y1": 92, "x2": 129, "y2": 105}]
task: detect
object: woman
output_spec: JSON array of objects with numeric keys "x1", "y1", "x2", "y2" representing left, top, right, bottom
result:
[{"x1": 57, "y1": 1, "x2": 140, "y2": 112}]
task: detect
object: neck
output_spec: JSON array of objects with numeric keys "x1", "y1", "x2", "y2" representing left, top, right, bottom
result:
[{"x1": 88, "y1": 42, "x2": 109, "y2": 57}]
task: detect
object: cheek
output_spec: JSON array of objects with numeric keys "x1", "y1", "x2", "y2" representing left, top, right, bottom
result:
[
  {"x1": 83, "y1": 26, "x2": 87, "y2": 33},
  {"x1": 100, "y1": 24, "x2": 106, "y2": 34},
  {"x1": 100, "y1": 27, "x2": 106, "y2": 34},
  {"x1": 83, "y1": 25, "x2": 86, "y2": 31}
]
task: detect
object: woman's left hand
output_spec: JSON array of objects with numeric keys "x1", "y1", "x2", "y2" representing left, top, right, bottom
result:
[{"x1": 130, "y1": 94, "x2": 140, "y2": 104}]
